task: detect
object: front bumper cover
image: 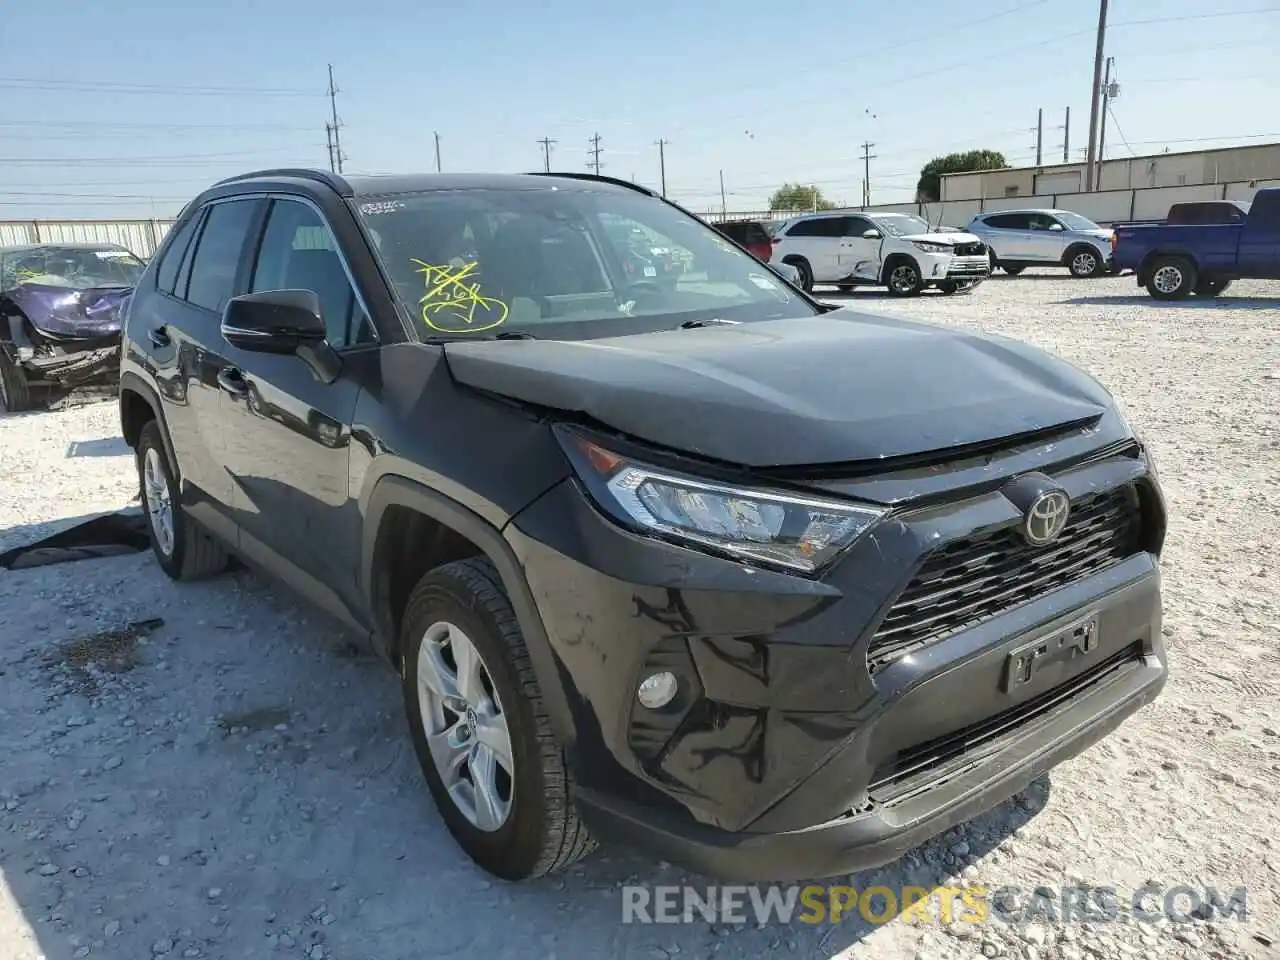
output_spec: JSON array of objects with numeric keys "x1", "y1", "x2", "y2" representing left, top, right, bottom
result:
[{"x1": 505, "y1": 436, "x2": 1165, "y2": 881}]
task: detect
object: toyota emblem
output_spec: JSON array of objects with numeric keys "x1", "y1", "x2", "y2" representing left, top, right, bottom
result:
[{"x1": 1023, "y1": 490, "x2": 1071, "y2": 545}]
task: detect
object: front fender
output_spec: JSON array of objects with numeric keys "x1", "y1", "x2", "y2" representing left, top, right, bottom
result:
[{"x1": 360, "y1": 474, "x2": 577, "y2": 751}]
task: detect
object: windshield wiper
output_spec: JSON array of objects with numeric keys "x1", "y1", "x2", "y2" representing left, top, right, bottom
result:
[
  {"x1": 422, "y1": 330, "x2": 537, "y2": 345},
  {"x1": 678, "y1": 317, "x2": 740, "y2": 329}
]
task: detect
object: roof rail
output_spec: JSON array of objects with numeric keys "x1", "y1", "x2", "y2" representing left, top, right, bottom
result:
[
  {"x1": 527, "y1": 171, "x2": 658, "y2": 197},
  {"x1": 212, "y1": 168, "x2": 352, "y2": 196}
]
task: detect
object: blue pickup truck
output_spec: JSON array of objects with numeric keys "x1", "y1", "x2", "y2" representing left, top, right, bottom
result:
[{"x1": 1111, "y1": 188, "x2": 1280, "y2": 299}]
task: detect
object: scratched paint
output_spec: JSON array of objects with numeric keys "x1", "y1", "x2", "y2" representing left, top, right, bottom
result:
[{"x1": 409, "y1": 259, "x2": 509, "y2": 334}]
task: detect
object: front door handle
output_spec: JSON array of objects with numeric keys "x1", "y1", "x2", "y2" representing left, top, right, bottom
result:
[
  {"x1": 216, "y1": 367, "x2": 249, "y2": 398},
  {"x1": 148, "y1": 326, "x2": 171, "y2": 347}
]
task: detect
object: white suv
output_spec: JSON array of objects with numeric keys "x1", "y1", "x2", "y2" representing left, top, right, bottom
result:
[{"x1": 769, "y1": 211, "x2": 990, "y2": 296}]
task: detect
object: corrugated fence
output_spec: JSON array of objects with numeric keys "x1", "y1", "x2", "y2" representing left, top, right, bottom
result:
[
  {"x1": 0, "y1": 220, "x2": 176, "y2": 258},
  {"x1": 4, "y1": 176, "x2": 1278, "y2": 258}
]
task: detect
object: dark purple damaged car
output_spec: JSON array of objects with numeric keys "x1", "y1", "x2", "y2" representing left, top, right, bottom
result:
[{"x1": 0, "y1": 242, "x2": 144, "y2": 411}]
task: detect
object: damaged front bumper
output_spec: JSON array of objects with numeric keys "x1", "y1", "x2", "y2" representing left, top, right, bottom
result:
[{"x1": 4, "y1": 315, "x2": 121, "y2": 388}]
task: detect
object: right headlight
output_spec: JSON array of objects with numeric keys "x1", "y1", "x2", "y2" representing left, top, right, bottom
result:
[{"x1": 560, "y1": 431, "x2": 886, "y2": 574}]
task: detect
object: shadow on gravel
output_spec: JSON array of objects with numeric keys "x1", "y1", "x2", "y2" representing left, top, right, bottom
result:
[
  {"x1": 0, "y1": 552, "x2": 1045, "y2": 960},
  {"x1": 1062, "y1": 295, "x2": 1280, "y2": 309},
  {"x1": 64, "y1": 437, "x2": 131, "y2": 459},
  {"x1": 0, "y1": 509, "x2": 149, "y2": 570}
]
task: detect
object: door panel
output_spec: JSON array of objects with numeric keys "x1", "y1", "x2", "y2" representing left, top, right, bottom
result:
[
  {"x1": 1237, "y1": 196, "x2": 1280, "y2": 277},
  {"x1": 1026, "y1": 213, "x2": 1066, "y2": 262},
  {"x1": 219, "y1": 197, "x2": 371, "y2": 623},
  {"x1": 839, "y1": 216, "x2": 882, "y2": 280}
]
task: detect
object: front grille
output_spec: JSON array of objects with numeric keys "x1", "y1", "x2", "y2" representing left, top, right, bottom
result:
[
  {"x1": 867, "y1": 485, "x2": 1143, "y2": 672},
  {"x1": 867, "y1": 639, "x2": 1144, "y2": 807},
  {"x1": 954, "y1": 241, "x2": 987, "y2": 256},
  {"x1": 946, "y1": 259, "x2": 991, "y2": 278}
]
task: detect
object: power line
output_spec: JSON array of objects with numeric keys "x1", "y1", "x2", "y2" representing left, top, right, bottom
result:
[
  {"x1": 0, "y1": 77, "x2": 316, "y2": 95},
  {"x1": 0, "y1": 119, "x2": 316, "y2": 132}
]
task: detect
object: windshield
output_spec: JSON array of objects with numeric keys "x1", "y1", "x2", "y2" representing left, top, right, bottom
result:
[
  {"x1": 1053, "y1": 211, "x2": 1102, "y2": 232},
  {"x1": 353, "y1": 186, "x2": 815, "y2": 339},
  {"x1": 0, "y1": 246, "x2": 145, "y2": 291},
  {"x1": 871, "y1": 214, "x2": 933, "y2": 237}
]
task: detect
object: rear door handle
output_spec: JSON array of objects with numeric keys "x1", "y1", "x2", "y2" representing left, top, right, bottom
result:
[
  {"x1": 216, "y1": 367, "x2": 249, "y2": 398},
  {"x1": 148, "y1": 326, "x2": 171, "y2": 347}
]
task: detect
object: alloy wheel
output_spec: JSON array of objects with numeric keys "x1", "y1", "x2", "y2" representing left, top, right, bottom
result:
[
  {"x1": 1152, "y1": 265, "x2": 1183, "y2": 295},
  {"x1": 415, "y1": 620, "x2": 514, "y2": 832},
  {"x1": 890, "y1": 264, "x2": 918, "y2": 293},
  {"x1": 1071, "y1": 251, "x2": 1098, "y2": 276},
  {"x1": 143, "y1": 447, "x2": 175, "y2": 558}
]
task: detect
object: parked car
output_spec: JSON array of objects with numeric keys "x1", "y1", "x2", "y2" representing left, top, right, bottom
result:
[
  {"x1": 967, "y1": 209, "x2": 1114, "y2": 278},
  {"x1": 1111, "y1": 188, "x2": 1278, "y2": 299},
  {"x1": 0, "y1": 242, "x2": 143, "y2": 412},
  {"x1": 770, "y1": 211, "x2": 990, "y2": 296},
  {"x1": 711, "y1": 218, "x2": 774, "y2": 261},
  {"x1": 119, "y1": 167, "x2": 1167, "y2": 884}
]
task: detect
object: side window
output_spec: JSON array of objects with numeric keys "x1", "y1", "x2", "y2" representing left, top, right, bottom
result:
[
  {"x1": 1028, "y1": 213, "x2": 1060, "y2": 231},
  {"x1": 843, "y1": 216, "x2": 873, "y2": 237},
  {"x1": 997, "y1": 213, "x2": 1032, "y2": 230},
  {"x1": 785, "y1": 218, "x2": 824, "y2": 238},
  {"x1": 155, "y1": 214, "x2": 199, "y2": 295},
  {"x1": 185, "y1": 199, "x2": 259, "y2": 313},
  {"x1": 250, "y1": 198, "x2": 362, "y2": 347}
]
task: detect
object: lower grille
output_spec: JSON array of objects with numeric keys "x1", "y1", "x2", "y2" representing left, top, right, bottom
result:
[
  {"x1": 946, "y1": 260, "x2": 991, "y2": 278},
  {"x1": 868, "y1": 485, "x2": 1143, "y2": 672},
  {"x1": 868, "y1": 640, "x2": 1144, "y2": 807}
]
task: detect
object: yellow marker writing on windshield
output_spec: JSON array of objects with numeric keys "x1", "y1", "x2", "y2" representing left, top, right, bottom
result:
[{"x1": 410, "y1": 259, "x2": 509, "y2": 333}]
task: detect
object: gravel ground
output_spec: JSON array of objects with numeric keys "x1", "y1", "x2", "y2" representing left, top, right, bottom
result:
[{"x1": 1, "y1": 271, "x2": 1278, "y2": 960}]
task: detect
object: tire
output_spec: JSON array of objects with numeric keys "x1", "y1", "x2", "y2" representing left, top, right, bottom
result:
[
  {"x1": 786, "y1": 258, "x2": 813, "y2": 293},
  {"x1": 1066, "y1": 245, "x2": 1106, "y2": 278},
  {"x1": 0, "y1": 352, "x2": 33, "y2": 413},
  {"x1": 136, "y1": 420, "x2": 229, "y2": 580},
  {"x1": 1003, "y1": 264, "x2": 1025, "y2": 276},
  {"x1": 401, "y1": 556, "x2": 595, "y2": 881},
  {"x1": 1194, "y1": 277, "x2": 1232, "y2": 297},
  {"x1": 837, "y1": 284, "x2": 855, "y2": 293},
  {"x1": 937, "y1": 280, "x2": 974, "y2": 295},
  {"x1": 885, "y1": 258, "x2": 924, "y2": 297},
  {"x1": 1145, "y1": 255, "x2": 1197, "y2": 300}
]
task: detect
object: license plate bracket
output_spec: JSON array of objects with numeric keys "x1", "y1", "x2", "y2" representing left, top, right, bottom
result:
[{"x1": 1002, "y1": 612, "x2": 1099, "y2": 692}]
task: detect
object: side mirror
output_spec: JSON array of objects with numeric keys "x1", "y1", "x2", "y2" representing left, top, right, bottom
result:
[
  {"x1": 221, "y1": 290, "x2": 326, "y2": 355},
  {"x1": 862, "y1": 229, "x2": 881, "y2": 239}
]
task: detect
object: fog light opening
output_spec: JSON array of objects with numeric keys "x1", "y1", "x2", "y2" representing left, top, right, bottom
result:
[{"x1": 637, "y1": 671, "x2": 679, "y2": 710}]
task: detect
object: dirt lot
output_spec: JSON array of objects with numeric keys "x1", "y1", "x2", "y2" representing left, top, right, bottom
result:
[{"x1": 2, "y1": 271, "x2": 1278, "y2": 960}]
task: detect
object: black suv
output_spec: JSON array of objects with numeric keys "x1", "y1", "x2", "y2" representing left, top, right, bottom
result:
[{"x1": 118, "y1": 168, "x2": 1168, "y2": 883}]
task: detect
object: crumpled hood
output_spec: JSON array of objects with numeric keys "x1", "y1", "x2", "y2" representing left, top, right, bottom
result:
[
  {"x1": 4, "y1": 282, "x2": 132, "y2": 339},
  {"x1": 901, "y1": 231, "x2": 983, "y2": 245},
  {"x1": 444, "y1": 312, "x2": 1114, "y2": 468}
]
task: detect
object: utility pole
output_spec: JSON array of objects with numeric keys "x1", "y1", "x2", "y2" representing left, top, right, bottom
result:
[
  {"x1": 326, "y1": 64, "x2": 344, "y2": 174},
  {"x1": 587, "y1": 133, "x2": 603, "y2": 174},
  {"x1": 434, "y1": 131, "x2": 441, "y2": 172},
  {"x1": 325, "y1": 123, "x2": 335, "y2": 173},
  {"x1": 655, "y1": 139, "x2": 669, "y2": 196},
  {"x1": 1083, "y1": 0, "x2": 1108, "y2": 191},
  {"x1": 537, "y1": 137, "x2": 557, "y2": 173},
  {"x1": 719, "y1": 170, "x2": 727, "y2": 218},
  {"x1": 1062, "y1": 106, "x2": 1071, "y2": 163},
  {"x1": 1036, "y1": 108, "x2": 1044, "y2": 166},
  {"x1": 1095, "y1": 57, "x2": 1115, "y2": 190},
  {"x1": 859, "y1": 141, "x2": 876, "y2": 206}
]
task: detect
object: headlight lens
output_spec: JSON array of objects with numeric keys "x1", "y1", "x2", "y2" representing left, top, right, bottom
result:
[
  {"x1": 912, "y1": 241, "x2": 953, "y2": 255},
  {"x1": 564, "y1": 434, "x2": 886, "y2": 573}
]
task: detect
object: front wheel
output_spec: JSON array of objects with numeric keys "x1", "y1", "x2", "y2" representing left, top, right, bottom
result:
[
  {"x1": 1067, "y1": 246, "x2": 1106, "y2": 278},
  {"x1": 1145, "y1": 256, "x2": 1197, "y2": 300},
  {"x1": 787, "y1": 258, "x2": 813, "y2": 292},
  {"x1": 0, "y1": 352, "x2": 33, "y2": 413},
  {"x1": 402, "y1": 557, "x2": 596, "y2": 881},
  {"x1": 936, "y1": 280, "x2": 975, "y2": 295},
  {"x1": 885, "y1": 260, "x2": 924, "y2": 297},
  {"x1": 136, "y1": 420, "x2": 229, "y2": 580}
]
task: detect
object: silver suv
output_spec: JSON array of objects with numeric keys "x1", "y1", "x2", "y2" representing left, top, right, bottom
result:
[{"x1": 966, "y1": 209, "x2": 1114, "y2": 278}]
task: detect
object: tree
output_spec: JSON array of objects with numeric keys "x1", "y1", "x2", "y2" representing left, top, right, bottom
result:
[
  {"x1": 768, "y1": 183, "x2": 835, "y2": 212},
  {"x1": 916, "y1": 150, "x2": 1008, "y2": 202}
]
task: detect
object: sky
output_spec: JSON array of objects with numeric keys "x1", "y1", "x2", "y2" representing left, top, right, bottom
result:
[{"x1": 2, "y1": 0, "x2": 1278, "y2": 221}]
